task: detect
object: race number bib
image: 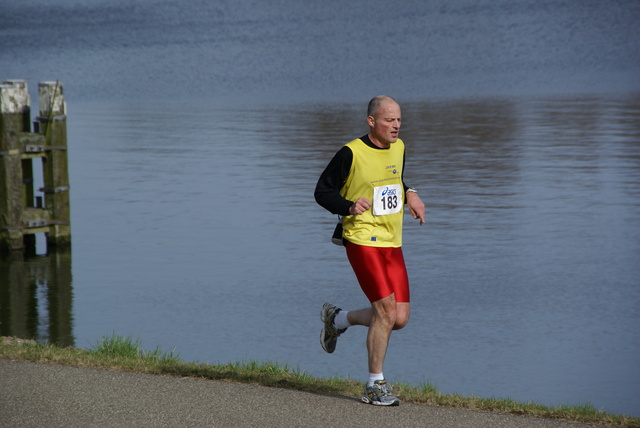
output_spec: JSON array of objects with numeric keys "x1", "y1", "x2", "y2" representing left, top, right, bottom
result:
[{"x1": 372, "y1": 184, "x2": 402, "y2": 216}]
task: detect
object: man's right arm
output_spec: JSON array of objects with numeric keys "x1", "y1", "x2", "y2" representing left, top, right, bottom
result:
[{"x1": 314, "y1": 146, "x2": 353, "y2": 216}]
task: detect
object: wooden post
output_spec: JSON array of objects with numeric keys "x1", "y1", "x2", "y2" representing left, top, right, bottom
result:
[
  {"x1": 0, "y1": 80, "x2": 30, "y2": 251},
  {"x1": 37, "y1": 81, "x2": 71, "y2": 249},
  {"x1": 0, "y1": 79, "x2": 71, "y2": 252}
]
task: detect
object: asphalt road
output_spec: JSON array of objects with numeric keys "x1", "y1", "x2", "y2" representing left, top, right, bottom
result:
[{"x1": 0, "y1": 359, "x2": 606, "y2": 427}]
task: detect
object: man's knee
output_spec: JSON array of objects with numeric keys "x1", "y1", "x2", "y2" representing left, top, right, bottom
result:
[
  {"x1": 392, "y1": 313, "x2": 409, "y2": 330},
  {"x1": 372, "y1": 296, "x2": 398, "y2": 327},
  {"x1": 372, "y1": 296, "x2": 411, "y2": 330},
  {"x1": 392, "y1": 303, "x2": 410, "y2": 330}
]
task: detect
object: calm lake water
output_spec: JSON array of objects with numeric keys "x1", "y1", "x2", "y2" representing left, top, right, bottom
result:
[{"x1": 1, "y1": 0, "x2": 639, "y2": 417}]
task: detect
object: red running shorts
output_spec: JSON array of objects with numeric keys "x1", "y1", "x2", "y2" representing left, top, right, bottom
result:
[{"x1": 345, "y1": 241, "x2": 410, "y2": 303}]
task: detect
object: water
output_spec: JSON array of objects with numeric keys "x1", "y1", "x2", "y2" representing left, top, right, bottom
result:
[{"x1": 1, "y1": 0, "x2": 640, "y2": 417}]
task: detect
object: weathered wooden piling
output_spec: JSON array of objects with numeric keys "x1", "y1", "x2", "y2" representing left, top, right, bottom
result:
[{"x1": 0, "y1": 80, "x2": 71, "y2": 252}]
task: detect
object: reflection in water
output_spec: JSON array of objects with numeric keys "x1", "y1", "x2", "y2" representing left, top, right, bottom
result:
[{"x1": 0, "y1": 250, "x2": 74, "y2": 347}]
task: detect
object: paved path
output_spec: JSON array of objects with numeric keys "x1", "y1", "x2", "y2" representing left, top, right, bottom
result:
[{"x1": 0, "y1": 360, "x2": 605, "y2": 427}]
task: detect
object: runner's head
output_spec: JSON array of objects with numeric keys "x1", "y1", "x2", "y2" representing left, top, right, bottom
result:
[{"x1": 367, "y1": 96, "x2": 401, "y2": 148}]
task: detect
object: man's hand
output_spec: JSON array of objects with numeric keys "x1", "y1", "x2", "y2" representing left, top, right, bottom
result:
[
  {"x1": 406, "y1": 192, "x2": 426, "y2": 225},
  {"x1": 349, "y1": 198, "x2": 371, "y2": 215}
]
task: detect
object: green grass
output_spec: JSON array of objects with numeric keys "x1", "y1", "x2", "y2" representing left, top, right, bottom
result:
[
  {"x1": 89, "y1": 333, "x2": 181, "y2": 363},
  {"x1": 1, "y1": 335, "x2": 638, "y2": 427}
]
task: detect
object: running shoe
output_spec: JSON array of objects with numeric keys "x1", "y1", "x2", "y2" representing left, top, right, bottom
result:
[
  {"x1": 320, "y1": 302, "x2": 346, "y2": 353},
  {"x1": 361, "y1": 380, "x2": 400, "y2": 406}
]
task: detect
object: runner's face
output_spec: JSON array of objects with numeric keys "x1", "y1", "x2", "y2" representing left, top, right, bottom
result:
[{"x1": 368, "y1": 101, "x2": 401, "y2": 147}]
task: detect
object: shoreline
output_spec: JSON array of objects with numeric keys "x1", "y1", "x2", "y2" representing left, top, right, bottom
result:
[{"x1": 1, "y1": 336, "x2": 638, "y2": 427}]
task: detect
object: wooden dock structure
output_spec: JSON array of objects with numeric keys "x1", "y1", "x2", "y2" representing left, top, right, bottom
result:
[{"x1": 0, "y1": 80, "x2": 71, "y2": 252}]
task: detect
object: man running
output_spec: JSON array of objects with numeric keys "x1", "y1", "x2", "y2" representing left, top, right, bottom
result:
[{"x1": 314, "y1": 95, "x2": 426, "y2": 406}]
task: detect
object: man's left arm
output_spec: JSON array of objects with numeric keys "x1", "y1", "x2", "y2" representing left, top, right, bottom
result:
[
  {"x1": 401, "y1": 152, "x2": 426, "y2": 225},
  {"x1": 405, "y1": 190, "x2": 425, "y2": 225}
]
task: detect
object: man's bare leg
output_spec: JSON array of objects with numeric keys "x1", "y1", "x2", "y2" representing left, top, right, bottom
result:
[{"x1": 346, "y1": 296, "x2": 410, "y2": 373}]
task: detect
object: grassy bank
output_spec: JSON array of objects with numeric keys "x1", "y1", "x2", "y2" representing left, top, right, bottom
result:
[{"x1": 1, "y1": 335, "x2": 637, "y2": 427}]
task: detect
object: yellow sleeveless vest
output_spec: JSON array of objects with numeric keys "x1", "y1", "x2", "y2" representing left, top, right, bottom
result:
[{"x1": 341, "y1": 138, "x2": 405, "y2": 247}]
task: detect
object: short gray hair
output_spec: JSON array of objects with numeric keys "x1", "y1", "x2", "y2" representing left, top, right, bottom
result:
[{"x1": 367, "y1": 95, "x2": 398, "y2": 118}]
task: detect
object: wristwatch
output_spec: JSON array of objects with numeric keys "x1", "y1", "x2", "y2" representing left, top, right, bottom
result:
[{"x1": 406, "y1": 187, "x2": 418, "y2": 194}]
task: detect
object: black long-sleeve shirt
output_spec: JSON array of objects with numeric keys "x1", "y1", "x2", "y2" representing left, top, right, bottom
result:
[{"x1": 314, "y1": 135, "x2": 409, "y2": 216}]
